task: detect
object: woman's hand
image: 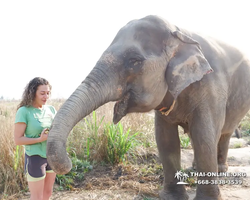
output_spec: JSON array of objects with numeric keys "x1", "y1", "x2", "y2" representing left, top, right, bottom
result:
[
  {"x1": 14, "y1": 123, "x2": 49, "y2": 145},
  {"x1": 39, "y1": 128, "x2": 49, "y2": 142}
]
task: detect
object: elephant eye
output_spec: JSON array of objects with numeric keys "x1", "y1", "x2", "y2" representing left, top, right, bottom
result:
[{"x1": 129, "y1": 58, "x2": 143, "y2": 66}]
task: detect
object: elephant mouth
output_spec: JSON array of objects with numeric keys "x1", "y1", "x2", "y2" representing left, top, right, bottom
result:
[{"x1": 113, "y1": 93, "x2": 130, "y2": 124}]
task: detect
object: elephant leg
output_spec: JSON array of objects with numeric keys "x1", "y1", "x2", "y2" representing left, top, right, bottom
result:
[
  {"x1": 190, "y1": 111, "x2": 223, "y2": 200},
  {"x1": 217, "y1": 133, "x2": 231, "y2": 172},
  {"x1": 155, "y1": 113, "x2": 188, "y2": 200},
  {"x1": 234, "y1": 128, "x2": 242, "y2": 139}
]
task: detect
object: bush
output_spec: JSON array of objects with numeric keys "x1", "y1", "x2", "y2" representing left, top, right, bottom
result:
[
  {"x1": 179, "y1": 134, "x2": 190, "y2": 149},
  {"x1": 104, "y1": 122, "x2": 140, "y2": 164},
  {"x1": 55, "y1": 157, "x2": 92, "y2": 190}
]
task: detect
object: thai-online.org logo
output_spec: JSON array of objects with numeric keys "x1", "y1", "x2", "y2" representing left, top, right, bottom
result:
[{"x1": 174, "y1": 170, "x2": 189, "y2": 184}]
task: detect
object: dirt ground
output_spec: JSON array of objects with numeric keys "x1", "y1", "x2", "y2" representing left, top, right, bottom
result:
[{"x1": 20, "y1": 137, "x2": 250, "y2": 200}]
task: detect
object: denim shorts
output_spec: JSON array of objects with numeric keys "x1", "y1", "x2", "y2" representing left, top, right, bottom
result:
[{"x1": 25, "y1": 154, "x2": 54, "y2": 182}]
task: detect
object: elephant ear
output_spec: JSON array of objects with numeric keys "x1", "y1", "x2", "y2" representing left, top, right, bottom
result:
[{"x1": 166, "y1": 30, "x2": 213, "y2": 99}]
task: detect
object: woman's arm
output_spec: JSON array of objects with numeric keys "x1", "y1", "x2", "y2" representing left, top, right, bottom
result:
[{"x1": 14, "y1": 122, "x2": 48, "y2": 145}]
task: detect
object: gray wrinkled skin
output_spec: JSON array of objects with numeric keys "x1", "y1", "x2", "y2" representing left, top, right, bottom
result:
[{"x1": 47, "y1": 15, "x2": 250, "y2": 200}]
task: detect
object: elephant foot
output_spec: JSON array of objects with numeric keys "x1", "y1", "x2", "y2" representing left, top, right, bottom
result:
[
  {"x1": 194, "y1": 185, "x2": 222, "y2": 200},
  {"x1": 194, "y1": 194, "x2": 223, "y2": 200},
  {"x1": 192, "y1": 160, "x2": 196, "y2": 170},
  {"x1": 159, "y1": 188, "x2": 189, "y2": 200},
  {"x1": 218, "y1": 163, "x2": 228, "y2": 172}
]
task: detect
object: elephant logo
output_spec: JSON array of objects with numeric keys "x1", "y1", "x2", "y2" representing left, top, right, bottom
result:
[{"x1": 174, "y1": 170, "x2": 189, "y2": 184}]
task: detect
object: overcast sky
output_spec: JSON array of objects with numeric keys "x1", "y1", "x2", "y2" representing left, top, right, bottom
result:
[{"x1": 0, "y1": 0, "x2": 249, "y2": 99}]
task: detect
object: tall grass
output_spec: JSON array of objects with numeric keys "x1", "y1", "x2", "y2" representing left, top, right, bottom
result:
[
  {"x1": 105, "y1": 122, "x2": 140, "y2": 164},
  {"x1": 67, "y1": 103, "x2": 155, "y2": 162},
  {"x1": 84, "y1": 111, "x2": 105, "y2": 161},
  {"x1": 0, "y1": 101, "x2": 27, "y2": 198},
  {"x1": 240, "y1": 113, "x2": 250, "y2": 136}
]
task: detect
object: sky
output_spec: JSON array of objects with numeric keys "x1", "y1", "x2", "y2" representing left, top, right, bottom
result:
[{"x1": 0, "y1": 0, "x2": 249, "y2": 100}]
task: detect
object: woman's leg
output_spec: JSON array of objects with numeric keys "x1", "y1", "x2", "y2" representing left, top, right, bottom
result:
[
  {"x1": 43, "y1": 171, "x2": 56, "y2": 200},
  {"x1": 25, "y1": 154, "x2": 47, "y2": 200},
  {"x1": 28, "y1": 179, "x2": 45, "y2": 200}
]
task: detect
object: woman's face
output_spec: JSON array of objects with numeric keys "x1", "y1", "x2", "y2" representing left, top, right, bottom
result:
[{"x1": 33, "y1": 84, "x2": 51, "y2": 108}]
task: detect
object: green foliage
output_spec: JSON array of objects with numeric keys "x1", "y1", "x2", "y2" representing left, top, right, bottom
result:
[
  {"x1": 72, "y1": 111, "x2": 141, "y2": 165},
  {"x1": 180, "y1": 168, "x2": 197, "y2": 187},
  {"x1": 140, "y1": 164, "x2": 163, "y2": 176},
  {"x1": 13, "y1": 145, "x2": 24, "y2": 172},
  {"x1": 233, "y1": 142, "x2": 242, "y2": 148},
  {"x1": 85, "y1": 111, "x2": 104, "y2": 138},
  {"x1": 55, "y1": 157, "x2": 92, "y2": 190},
  {"x1": 84, "y1": 111, "x2": 105, "y2": 160},
  {"x1": 241, "y1": 127, "x2": 250, "y2": 137},
  {"x1": 179, "y1": 134, "x2": 190, "y2": 149},
  {"x1": 240, "y1": 113, "x2": 250, "y2": 136},
  {"x1": 104, "y1": 122, "x2": 140, "y2": 164}
]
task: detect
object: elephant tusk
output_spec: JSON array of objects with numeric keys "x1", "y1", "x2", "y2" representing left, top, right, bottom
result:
[
  {"x1": 159, "y1": 107, "x2": 168, "y2": 112},
  {"x1": 160, "y1": 100, "x2": 176, "y2": 116}
]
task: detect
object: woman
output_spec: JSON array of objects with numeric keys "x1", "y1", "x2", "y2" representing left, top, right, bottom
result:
[{"x1": 14, "y1": 77, "x2": 57, "y2": 200}]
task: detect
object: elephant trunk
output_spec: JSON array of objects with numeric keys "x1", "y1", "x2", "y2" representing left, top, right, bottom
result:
[{"x1": 47, "y1": 65, "x2": 119, "y2": 174}]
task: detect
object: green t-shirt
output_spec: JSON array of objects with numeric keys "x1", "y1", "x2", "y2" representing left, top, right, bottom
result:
[{"x1": 15, "y1": 105, "x2": 57, "y2": 158}]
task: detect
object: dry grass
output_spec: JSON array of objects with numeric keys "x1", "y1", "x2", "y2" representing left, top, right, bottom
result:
[{"x1": 0, "y1": 101, "x2": 26, "y2": 198}]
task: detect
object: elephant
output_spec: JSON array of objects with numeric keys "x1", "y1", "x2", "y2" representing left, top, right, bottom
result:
[
  {"x1": 234, "y1": 125, "x2": 242, "y2": 139},
  {"x1": 47, "y1": 15, "x2": 250, "y2": 200},
  {"x1": 182, "y1": 126, "x2": 242, "y2": 171}
]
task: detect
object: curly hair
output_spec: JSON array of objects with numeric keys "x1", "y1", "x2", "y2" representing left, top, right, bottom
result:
[{"x1": 17, "y1": 77, "x2": 52, "y2": 110}]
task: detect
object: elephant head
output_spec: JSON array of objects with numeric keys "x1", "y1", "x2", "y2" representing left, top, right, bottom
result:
[{"x1": 47, "y1": 15, "x2": 213, "y2": 174}]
